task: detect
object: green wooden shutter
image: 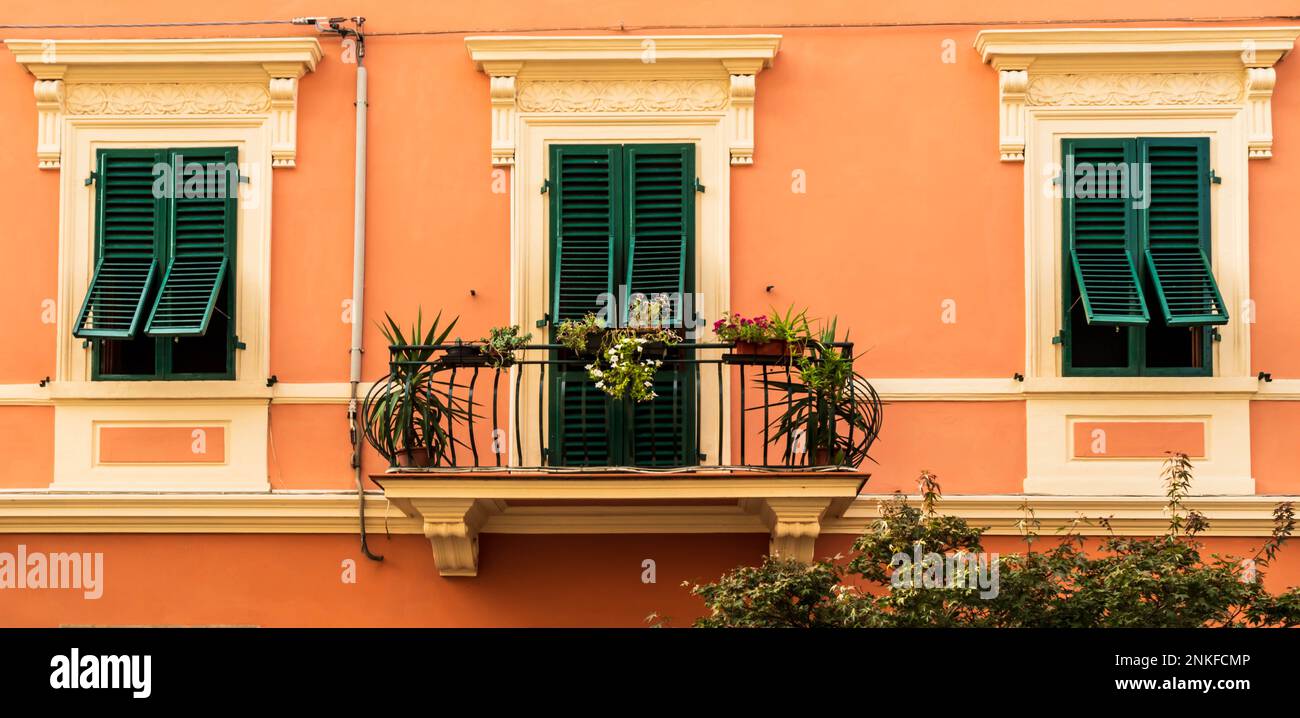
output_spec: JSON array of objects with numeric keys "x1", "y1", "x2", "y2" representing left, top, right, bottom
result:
[
  {"x1": 549, "y1": 145, "x2": 621, "y2": 466},
  {"x1": 73, "y1": 149, "x2": 164, "y2": 339},
  {"x1": 624, "y1": 144, "x2": 696, "y2": 466},
  {"x1": 1064, "y1": 138, "x2": 1150, "y2": 326},
  {"x1": 145, "y1": 148, "x2": 237, "y2": 337},
  {"x1": 1139, "y1": 138, "x2": 1228, "y2": 326},
  {"x1": 624, "y1": 144, "x2": 692, "y2": 303},
  {"x1": 550, "y1": 145, "x2": 620, "y2": 322}
]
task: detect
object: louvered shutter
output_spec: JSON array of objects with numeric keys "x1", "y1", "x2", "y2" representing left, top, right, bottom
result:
[
  {"x1": 1064, "y1": 139, "x2": 1150, "y2": 326},
  {"x1": 145, "y1": 148, "x2": 236, "y2": 337},
  {"x1": 1139, "y1": 138, "x2": 1228, "y2": 326},
  {"x1": 73, "y1": 149, "x2": 164, "y2": 339},
  {"x1": 624, "y1": 144, "x2": 696, "y2": 466},
  {"x1": 549, "y1": 145, "x2": 620, "y2": 466}
]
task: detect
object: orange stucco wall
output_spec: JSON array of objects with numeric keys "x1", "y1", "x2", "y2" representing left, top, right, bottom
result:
[
  {"x1": 3, "y1": 2, "x2": 1300, "y2": 626},
  {"x1": 2, "y1": 531, "x2": 1298, "y2": 627}
]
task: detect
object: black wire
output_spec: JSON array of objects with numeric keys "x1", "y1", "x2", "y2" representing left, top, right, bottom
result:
[{"x1": 3, "y1": 14, "x2": 1299, "y2": 34}]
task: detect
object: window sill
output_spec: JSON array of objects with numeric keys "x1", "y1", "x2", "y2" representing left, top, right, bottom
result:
[
  {"x1": 1023, "y1": 376, "x2": 1259, "y2": 398},
  {"x1": 48, "y1": 381, "x2": 273, "y2": 404}
]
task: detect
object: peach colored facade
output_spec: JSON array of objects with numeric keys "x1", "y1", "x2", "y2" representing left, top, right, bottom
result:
[{"x1": 1, "y1": 2, "x2": 1300, "y2": 626}]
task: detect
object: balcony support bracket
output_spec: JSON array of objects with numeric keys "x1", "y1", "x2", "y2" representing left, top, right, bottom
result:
[{"x1": 392, "y1": 497, "x2": 502, "y2": 577}]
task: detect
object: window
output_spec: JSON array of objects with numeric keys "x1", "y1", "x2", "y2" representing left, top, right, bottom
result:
[
  {"x1": 547, "y1": 143, "x2": 698, "y2": 466},
  {"x1": 74, "y1": 147, "x2": 238, "y2": 380},
  {"x1": 1061, "y1": 137, "x2": 1228, "y2": 376}
]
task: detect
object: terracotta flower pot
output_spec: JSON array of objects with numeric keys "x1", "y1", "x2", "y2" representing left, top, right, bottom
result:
[
  {"x1": 394, "y1": 447, "x2": 432, "y2": 467},
  {"x1": 733, "y1": 339, "x2": 788, "y2": 356}
]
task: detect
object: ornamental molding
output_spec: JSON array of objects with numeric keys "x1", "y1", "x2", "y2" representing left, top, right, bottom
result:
[
  {"x1": 64, "y1": 82, "x2": 272, "y2": 115},
  {"x1": 516, "y1": 79, "x2": 729, "y2": 113},
  {"x1": 465, "y1": 35, "x2": 781, "y2": 166},
  {"x1": 975, "y1": 27, "x2": 1300, "y2": 161},
  {"x1": 4, "y1": 37, "x2": 322, "y2": 169},
  {"x1": 1025, "y1": 72, "x2": 1242, "y2": 107}
]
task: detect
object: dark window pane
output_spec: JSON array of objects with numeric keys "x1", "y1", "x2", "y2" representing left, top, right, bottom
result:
[
  {"x1": 1146, "y1": 323, "x2": 1204, "y2": 369},
  {"x1": 1068, "y1": 275, "x2": 1129, "y2": 369},
  {"x1": 169, "y1": 282, "x2": 230, "y2": 376},
  {"x1": 99, "y1": 336, "x2": 157, "y2": 376}
]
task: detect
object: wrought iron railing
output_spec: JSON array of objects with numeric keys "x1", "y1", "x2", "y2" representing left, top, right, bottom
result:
[{"x1": 362, "y1": 340, "x2": 881, "y2": 472}]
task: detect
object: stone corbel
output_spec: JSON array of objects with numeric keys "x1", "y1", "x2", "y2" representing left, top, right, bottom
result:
[
  {"x1": 1244, "y1": 67, "x2": 1277, "y2": 159},
  {"x1": 751, "y1": 497, "x2": 840, "y2": 562},
  {"x1": 400, "y1": 498, "x2": 502, "y2": 577},
  {"x1": 267, "y1": 75, "x2": 300, "y2": 168},
  {"x1": 723, "y1": 59, "x2": 765, "y2": 166},
  {"x1": 33, "y1": 79, "x2": 65, "y2": 169},
  {"x1": 997, "y1": 68, "x2": 1029, "y2": 162},
  {"x1": 485, "y1": 62, "x2": 521, "y2": 167}
]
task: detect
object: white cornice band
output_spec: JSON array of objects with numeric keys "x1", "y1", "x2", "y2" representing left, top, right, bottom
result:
[
  {"x1": 4, "y1": 37, "x2": 323, "y2": 169},
  {"x1": 975, "y1": 27, "x2": 1300, "y2": 161},
  {"x1": 465, "y1": 34, "x2": 781, "y2": 166}
]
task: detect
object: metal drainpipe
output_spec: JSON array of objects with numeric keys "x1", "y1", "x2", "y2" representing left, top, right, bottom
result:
[{"x1": 346, "y1": 28, "x2": 382, "y2": 561}]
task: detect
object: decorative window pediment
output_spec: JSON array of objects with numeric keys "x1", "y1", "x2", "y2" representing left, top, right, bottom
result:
[
  {"x1": 4, "y1": 37, "x2": 323, "y2": 168},
  {"x1": 975, "y1": 27, "x2": 1300, "y2": 160},
  {"x1": 464, "y1": 35, "x2": 781, "y2": 165}
]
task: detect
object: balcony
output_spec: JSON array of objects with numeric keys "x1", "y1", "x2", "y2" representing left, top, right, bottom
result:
[{"x1": 365, "y1": 338, "x2": 880, "y2": 575}]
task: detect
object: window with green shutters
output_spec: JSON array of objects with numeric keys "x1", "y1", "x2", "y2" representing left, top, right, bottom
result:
[
  {"x1": 77, "y1": 147, "x2": 239, "y2": 380},
  {"x1": 547, "y1": 143, "x2": 697, "y2": 466},
  {"x1": 1061, "y1": 137, "x2": 1225, "y2": 376}
]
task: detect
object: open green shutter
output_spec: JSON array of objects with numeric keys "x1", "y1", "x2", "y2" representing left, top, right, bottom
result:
[
  {"x1": 550, "y1": 145, "x2": 620, "y2": 321},
  {"x1": 1140, "y1": 138, "x2": 1228, "y2": 326},
  {"x1": 549, "y1": 145, "x2": 620, "y2": 466},
  {"x1": 624, "y1": 144, "x2": 692, "y2": 304},
  {"x1": 1064, "y1": 139, "x2": 1150, "y2": 326},
  {"x1": 624, "y1": 144, "x2": 696, "y2": 466},
  {"x1": 145, "y1": 148, "x2": 236, "y2": 337},
  {"x1": 73, "y1": 149, "x2": 164, "y2": 339}
]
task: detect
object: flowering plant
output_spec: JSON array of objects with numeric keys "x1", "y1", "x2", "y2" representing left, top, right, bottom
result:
[
  {"x1": 586, "y1": 331, "x2": 677, "y2": 402},
  {"x1": 628, "y1": 293, "x2": 674, "y2": 329},
  {"x1": 555, "y1": 313, "x2": 607, "y2": 355},
  {"x1": 712, "y1": 312, "x2": 775, "y2": 343}
]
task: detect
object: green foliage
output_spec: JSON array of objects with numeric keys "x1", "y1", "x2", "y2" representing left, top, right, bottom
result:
[
  {"x1": 681, "y1": 455, "x2": 1300, "y2": 627},
  {"x1": 768, "y1": 304, "x2": 812, "y2": 343},
  {"x1": 361, "y1": 310, "x2": 470, "y2": 466},
  {"x1": 555, "y1": 312, "x2": 607, "y2": 355},
  {"x1": 479, "y1": 324, "x2": 531, "y2": 367},
  {"x1": 756, "y1": 317, "x2": 882, "y2": 467},
  {"x1": 586, "y1": 331, "x2": 678, "y2": 403}
]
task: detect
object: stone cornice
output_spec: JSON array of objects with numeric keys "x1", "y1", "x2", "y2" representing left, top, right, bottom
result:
[
  {"x1": 464, "y1": 34, "x2": 781, "y2": 166},
  {"x1": 975, "y1": 26, "x2": 1300, "y2": 161},
  {"x1": 4, "y1": 37, "x2": 323, "y2": 168}
]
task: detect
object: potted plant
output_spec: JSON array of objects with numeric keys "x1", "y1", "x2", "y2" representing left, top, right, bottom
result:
[
  {"x1": 441, "y1": 339, "x2": 489, "y2": 366},
  {"x1": 714, "y1": 312, "x2": 784, "y2": 356},
  {"x1": 627, "y1": 294, "x2": 683, "y2": 358},
  {"x1": 586, "y1": 332, "x2": 670, "y2": 402},
  {"x1": 756, "y1": 318, "x2": 882, "y2": 467},
  {"x1": 479, "y1": 325, "x2": 531, "y2": 367},
  {"x1": 768, "y1": 304, "x2": 812, "y2": 357},
  {"x1": 555, "y1": 312, "x2": 607, "y2": 357},
  {"x1": 361, "y1": 310, "x2": 471, "y2": 467}
]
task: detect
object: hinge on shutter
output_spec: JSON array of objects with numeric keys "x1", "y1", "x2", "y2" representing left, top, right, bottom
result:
[
  {"x1": 1211, "y1": 327, "x2": 1223, "y2": 342},
  {"x1": 237, "y1": 171, "x2": 250, "y2": 185},
  {"x1": 233, "y1": 336, "x2": 248, "y2": 351},
  {"x1": 694, "y1": 178, "x2": 706, "y2": 193},
  {"x1": 1051, "y1": 172, "x2": 1062, "y2": 186},
  {"x1": 84, "y1": 171, "x2": 97, "y2": 186},
  {"x1": 540, "y1": 179, "x2": 553, "y2": 194},
  {"x1": 1051, "y1": 330, "x2": 1066, "y2": 346},
  {"x1": 1209, "y1": 169, "x2": 1222, "y2": 185},
  {"x1": 535, "y1": 312, "x2": 551, "y2": 328}
]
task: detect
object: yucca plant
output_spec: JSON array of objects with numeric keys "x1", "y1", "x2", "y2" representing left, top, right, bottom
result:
[
  {"x1": 755, "y1": 318, "x2": 882, "y2": 467},
  {"x1": 361, "y1": 310, "x2": 472, "y2": 467}
]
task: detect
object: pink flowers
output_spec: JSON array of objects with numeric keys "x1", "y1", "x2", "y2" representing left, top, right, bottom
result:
[{"x1": 713, "y1": 312, "x2": 775, "y2": 343}]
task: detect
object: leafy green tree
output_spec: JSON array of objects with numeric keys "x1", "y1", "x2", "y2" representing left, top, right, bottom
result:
[{"x1": 677, "y1": 455, "x2": 1300, "y2": 628}]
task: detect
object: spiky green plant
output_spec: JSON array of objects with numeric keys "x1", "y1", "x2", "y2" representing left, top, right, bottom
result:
[{"x1": 361, "y1": 310, "x2": 472, "y2": 467}]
